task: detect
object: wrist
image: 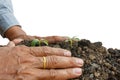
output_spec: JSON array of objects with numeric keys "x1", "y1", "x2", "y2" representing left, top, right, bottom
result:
[{"x1": 4, "y1": 26, "x2": 27, "y2": 40}]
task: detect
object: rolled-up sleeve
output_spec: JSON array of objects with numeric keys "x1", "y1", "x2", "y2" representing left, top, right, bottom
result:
[{"x1": 0, "y1": 0, "x2": 20, "y2": 37}]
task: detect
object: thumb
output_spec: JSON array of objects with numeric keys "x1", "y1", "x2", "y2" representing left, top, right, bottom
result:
[
  {"x1": 7, "y1": 39, "x2": 23, "y2": 47},
  {"x1": 7, "y1": 41, "x2": 15, "y2": 47},
  {"x1": 12, "y1": 38, "x2": 23, "y2": 44}
]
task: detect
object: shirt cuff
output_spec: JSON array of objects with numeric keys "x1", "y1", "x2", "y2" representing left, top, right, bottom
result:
[{"x1": 0, "y1": 12, "x2": 21, "y2": 37}]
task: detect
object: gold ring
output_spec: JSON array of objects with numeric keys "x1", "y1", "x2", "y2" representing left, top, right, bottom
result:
[{"x1": 43, "y1": 57, "x2": 46, "y2": 69}]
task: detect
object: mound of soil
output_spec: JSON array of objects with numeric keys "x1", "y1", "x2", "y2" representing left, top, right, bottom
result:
[{"x1": 19, "y1": 39, "x2": 120, "y2": 80}]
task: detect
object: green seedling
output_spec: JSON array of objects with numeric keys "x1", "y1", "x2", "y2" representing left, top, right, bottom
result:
[
  {"x1": 65, "y1": 36, "x2": 80, "y2": 47},
  {"x1": 72, "y1": 36, "x2": 80, "y2": 41},
  {"x1": 39, "y1": 39, "x2": 48, "y2": 46},
  {"x1": 65, "y1": 37, "x2": 73, "y2": 47},
  {"x1": 31, "y1": 39, "x2": 40, "y2": 46}
]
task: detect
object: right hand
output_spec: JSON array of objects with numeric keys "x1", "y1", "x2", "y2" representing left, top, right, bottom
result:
[{"x1": 0, "y1": 45, "x2": 83, "y2": 80}]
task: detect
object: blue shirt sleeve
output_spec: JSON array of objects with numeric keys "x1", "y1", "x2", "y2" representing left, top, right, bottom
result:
[{"x1": 0, "y1": 0, "x2": 20, "y2": 37}]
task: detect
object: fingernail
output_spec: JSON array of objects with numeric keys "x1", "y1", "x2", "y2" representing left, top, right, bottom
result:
[
  {"x1": 64, "y1": 50, "x2": 71, "y2": 56},
  {"x1": 76, "y1": 59, "x2": 84, "y2": 65},
  {"x1": 73, "y1": 68, "x2": 82, "y2": 75}
]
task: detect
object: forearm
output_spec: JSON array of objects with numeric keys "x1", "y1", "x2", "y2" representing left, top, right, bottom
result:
[
  {"x1": 0, "y1": 12, "x2": 23, "y2": 39},
  {"x1": 0, "y1": 0, "x2": 26, "y2": 40}
]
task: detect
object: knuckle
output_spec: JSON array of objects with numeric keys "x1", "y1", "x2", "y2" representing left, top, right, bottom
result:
[
  {"x1": 41, "y1": 46, "x2": 52, "y2": 55},
  {"x1": 71, "y1": 57, "x2": 77, "y2": 65},
  {"x1": 29, "y1": 47, "x2": 40, "y2": 55},
  {"x1": 66, "y1": 69, "x2": 72, "y2": 75},
  {"x1": 29, "y1": 47, "x2": 35, "y2": 55},
  {"x1": 49, "y1": 69, "x2": 57, "y2": 80},
  {"x1": 15, "y1": 45, "x2": 28, "y2": 51},
  {"x1": 13, "y1": 45, "x2": 28, "y2": 55},
  {"x1": 67, "y1": 57, "x2": 76, "y2": 66},
  {"x1": 47, "y1": 56, "x2": 58, "y2": 68}
]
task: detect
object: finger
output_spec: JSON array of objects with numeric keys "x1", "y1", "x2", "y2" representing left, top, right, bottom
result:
[
  {"x1": 14, "y1": 35, "x2": 68, "y2": 43},
  {"x1": 36, "y1": 36, "x2": 68, "y2": 43},
  {"x1": 29, "y1": 46, "x2": 71, "y2": 57},
  {"x1": 31, "y1": 56, "x2": 83, "y2": 69},
  {"x1": 12, "y1": 38, "x2": 23, "y2": 44},
  {"x1": 7, "y1": 41, "x2": 15, "y2": 47},
  {"x1": 6, "y1": 39, "x2": 23, "y2": 47},
  {"x1": 19, "y1": 68, "x2": 82, "y2": 80}
]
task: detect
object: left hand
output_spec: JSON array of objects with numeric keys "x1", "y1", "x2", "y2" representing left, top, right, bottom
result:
[{"x1": 7, "y1": 39, "x2": 23, "y2": 47}]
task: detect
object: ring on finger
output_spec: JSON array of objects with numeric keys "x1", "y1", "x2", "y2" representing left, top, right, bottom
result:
[{"x1": 43, "y1": 57, "x2": 47, "y2": 69}]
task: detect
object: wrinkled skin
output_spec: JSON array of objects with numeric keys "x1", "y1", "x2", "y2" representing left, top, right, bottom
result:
[
  {"x1": 0, "y1": 40, "x2": 84, "y2": 80},
  {"x1": 3, "y1": 26, "x2": 83, "y2": 80},
  {"x1": 4, "y1": 25, "x2": 68, "y2": 43},
  {"x1": 15, "y1": 35, "x2": 68, "y2": 43}
]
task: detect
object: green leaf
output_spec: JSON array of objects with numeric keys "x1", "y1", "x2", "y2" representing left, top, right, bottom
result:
[
  {"x1": 40, "y1": 39, "x2": 49, "y2": 46},
  {"x1": 31, "y1": 39, "x2": 40, "y2": 46}
]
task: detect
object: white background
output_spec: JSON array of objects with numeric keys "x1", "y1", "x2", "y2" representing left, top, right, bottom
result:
[{"x1": 0, "y1": 0, "x2": 120, "y2": 49}]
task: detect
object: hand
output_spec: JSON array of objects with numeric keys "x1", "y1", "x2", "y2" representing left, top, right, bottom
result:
[
  {"x1": 4, "y1": 26, "x2": 67, "y2": 43},
  {"x1": 6, "y1": 39, "x2": 23, "y2": 47},
  {"x1": 0, "y1": 45, "x2": 83, "y2": 80},
  {"x1": 16, "y1": 35, "x2": 68, "y2": 43}
]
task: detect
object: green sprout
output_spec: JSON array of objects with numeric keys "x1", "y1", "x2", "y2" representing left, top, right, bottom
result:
[
  {"x1": 39, "y1": 39, "x2": 49, "y2": 46},
  {"x1": 71, "y1": 36, "x2": 80, "y2": 41},
  {"x1": 31, "y1": 39, "x2": 40, "y2": 46},
  {"x1": 31, "y1": 39, "x2": 49, "y2": 46},
  {"x1": 65, "y1": 36, "x2": 80, "y2": 47}
]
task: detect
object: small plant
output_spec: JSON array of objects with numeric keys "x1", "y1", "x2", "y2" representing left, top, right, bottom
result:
[
  {"x1": 65, "y1": 36, "x2": 80, "y2": 47},
  {"x1": 30, "y1": 39, "x2": 48, "y2": 46},
  {"x1": 71, "y1": 36, "x2": 80, "y2": 41},
  {"x1": 39, "y1": 39, "x2": 48, "y2": 46},
  {"x1": 30, "y1": 39, "x2": 40, "y2": 46}
]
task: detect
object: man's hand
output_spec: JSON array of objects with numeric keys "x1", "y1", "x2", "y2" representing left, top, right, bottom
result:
[
  {"x1": 4, "y1": 26, "x2": 67, "y2": 43},
  {"x1": 0, "y1": 45, "x2": 83, "y2": 80}
]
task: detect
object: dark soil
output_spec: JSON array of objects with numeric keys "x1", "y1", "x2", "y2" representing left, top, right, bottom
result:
[{"x1": 18, "y1": 39, "x2": 120, "y2": 80}]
